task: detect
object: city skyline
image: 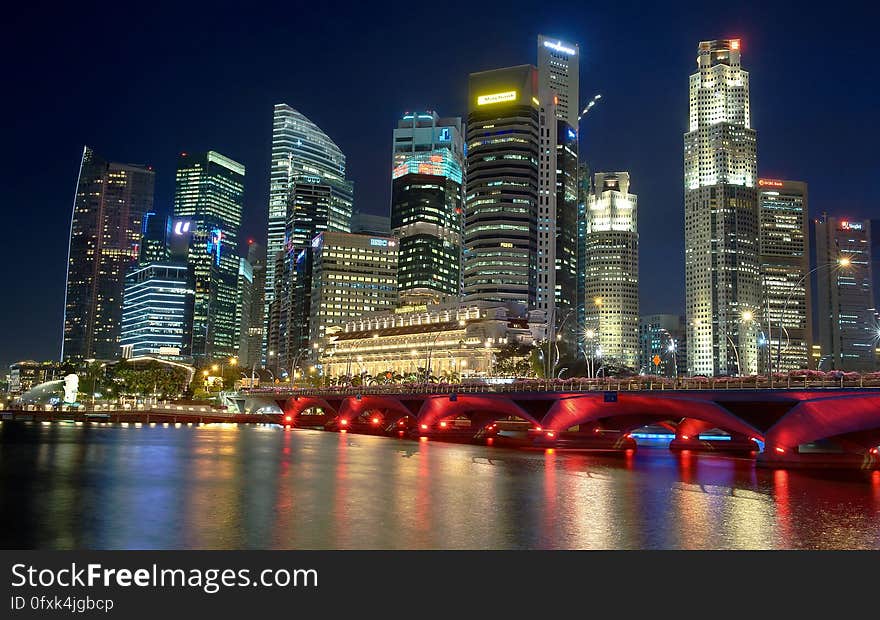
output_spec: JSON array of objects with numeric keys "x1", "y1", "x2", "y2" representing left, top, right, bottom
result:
[{"x1": 2, "y1": 2, "x2": 878, "y2": 368}]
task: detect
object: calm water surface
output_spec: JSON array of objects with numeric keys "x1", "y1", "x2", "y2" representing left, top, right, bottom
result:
[{"x1": 1, "y1": 421, "x2": 879, "y2": 549}]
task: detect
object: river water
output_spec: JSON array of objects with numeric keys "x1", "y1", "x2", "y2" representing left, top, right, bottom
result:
[{"x1": 1, "y1": 421, "x2": 879, "y2": 549}]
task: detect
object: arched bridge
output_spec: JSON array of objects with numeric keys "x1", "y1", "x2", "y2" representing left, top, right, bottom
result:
[{"x1": 245, "y1": 386, "x2": 880, "y2": 468}]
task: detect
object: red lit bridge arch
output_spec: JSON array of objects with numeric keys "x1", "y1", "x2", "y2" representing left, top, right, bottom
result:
[{"x1": 245, "y1": 385, "x2": 880, "y2": 468}]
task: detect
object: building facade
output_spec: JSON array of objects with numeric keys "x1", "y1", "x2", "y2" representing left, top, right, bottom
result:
[
  {"x1": 62, "y1": 146, "x2": 155, "y2": 360},
  {"x1": 684, "y1": 39, "x2": 760, "y2": 376},
  {"x1": 172, "y1": 151, "x2": 245, "y2": 361},
  {"x1": 464, "y1": 66, "x2": 540, "y2": 312},
  {"x1": 310, "y1": 232, "x2": 399, "y2": 361},
  {"x1": 537, "y1": 35, "x2": 580, "y2": 129},
  {"x1": 391, "y1": 111, "x2": 464, "y2": 305},
  {"x1": 758, "y1": 179, "x2": 811, "y2": 372},
  {"x1": 638, "y1": 314, "x2": 686, "y2": 377},
  {"x1": 7, "y1": 361, "x2": 66, "y2": 395},
  {"x1": 319, "y1": 303, "x2": 536, "y2": 381},
  {"x1": 235, "y1": 257, "x2": 253, "y2": 365},
  {"x1": 242, "y1": 241, "x2": 266, "y2": 369},
  {"x1": 815, "y1": 217, "x2": 875, "y2": 371},
  {"x1": 120, "y1": 262, "x2": 195, "y2": 359},
  {"x1": 266, "y1": 104, "x2": 353, "y2": 350},
  {"x1": 538, "y1": 35, "x2": 580, "y2": 350},
  {"x1": 585, "y1": 172, "x2": 639, "y2": 369}
]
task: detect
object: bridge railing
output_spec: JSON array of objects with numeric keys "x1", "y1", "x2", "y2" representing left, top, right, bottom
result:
[{"x1": 245, "y1": 373, "x2": 880, "y2": 398}]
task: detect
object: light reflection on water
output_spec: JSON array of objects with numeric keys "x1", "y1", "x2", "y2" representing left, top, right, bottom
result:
[{"x1": 1, "y1": 422, "x2": 879, "y2": 550}]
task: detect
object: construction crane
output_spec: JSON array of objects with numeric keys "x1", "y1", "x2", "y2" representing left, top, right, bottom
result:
[{"x1": 578, "y1": 93, "x2": 602, "y2": 123}]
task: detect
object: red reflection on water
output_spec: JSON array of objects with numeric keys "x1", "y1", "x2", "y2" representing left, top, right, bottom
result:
[
  {"x1": 872, "y1": 471, "x2": 880, "y2": 511},
  {"x1": 773, "y1": 469, "x2": 792, "y2": 548},
  {"x1": 332, "y1": 431, "x2": 350, "y2": 547},
  {"x1": 272, "y1": 427, "x2": 295, "y2": 547},
  {"x1": 414, "y1": 433, "x2": 432, "y2": 545},
  {"x1": 543, "y1": 448, "x2": 557, "y2": 543},
  {"x1": 678, "y1": 450, "x2": 694, "y2": 484}
]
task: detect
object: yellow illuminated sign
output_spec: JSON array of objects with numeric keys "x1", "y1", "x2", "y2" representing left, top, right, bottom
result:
[{"x1": 477, "y1": 90, "x2": 517, "y2": 105}]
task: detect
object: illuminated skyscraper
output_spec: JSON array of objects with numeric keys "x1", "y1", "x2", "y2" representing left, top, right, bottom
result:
[
  {"x1": 120, "y1": 263, "x2": 195, "y2": 359},
  {"x1": 391, "y1": 111, "x2": 464, "y2": 305},
  {"x1": 139, "y1": 212, "x2": 170, "y2": 265},
  {"x1": 758, "y1": 179, "x2": 811, "y2": 372},
  {"x1": 241, "y1": 241, "x2": 266, "y2": 369},
  {"x1": 173, "y1": 151, "x2": 245, "y2": 361},
  {"x1": 62, "y1": 146, "x2": 155, "y2": 360},
  {"x1": 537, "y1": 35, "x2": 579, "y2": 129},
  {"x1": 310, "y1": 232, "x2": 399, "y2": 352},
  {"x1": 815, "y1": 217, "x2": 875, "y2": 371},
  {"x1": 266, "y1": 104, "x2": 352, "y2": 349},
  {"x1": 585, "y1": 172, "x2": 639, "y2": 369},
  {"x1": 684, "y1": 39, "x2": 760, "y2": 376},
  {"x1": 465, "y1": 65, "x2": 540, "y2": 312}
]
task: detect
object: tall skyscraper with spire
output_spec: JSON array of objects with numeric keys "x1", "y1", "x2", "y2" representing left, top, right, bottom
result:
[{"x1": 684, "y1": 39, "x2": 760, "y2": 376}]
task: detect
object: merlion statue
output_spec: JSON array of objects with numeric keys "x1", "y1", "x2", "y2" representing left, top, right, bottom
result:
[{"x1": 63, "y1": 374, "x2": 79, "y2": 404}]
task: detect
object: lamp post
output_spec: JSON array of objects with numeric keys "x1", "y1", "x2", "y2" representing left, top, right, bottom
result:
[{"x1": 667, "y1": 338, "x2": 678, "y2": 378}]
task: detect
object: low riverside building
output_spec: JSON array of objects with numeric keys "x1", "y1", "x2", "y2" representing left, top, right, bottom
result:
[{"x1": 318, "y1": 303, "x2": 537, "y2": 380}]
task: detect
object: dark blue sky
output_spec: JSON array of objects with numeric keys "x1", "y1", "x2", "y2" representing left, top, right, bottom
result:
[{"x1": 2, "y1": 0, "x2": 878, "y2": 368}]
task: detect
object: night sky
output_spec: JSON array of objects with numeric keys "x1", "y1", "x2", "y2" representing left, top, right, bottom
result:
[{"x1": 2, "y1": 0, "x2": 878, "y2": 369}]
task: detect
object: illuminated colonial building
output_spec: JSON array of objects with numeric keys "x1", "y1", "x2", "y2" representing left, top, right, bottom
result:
[
  {"x1": 318, "y1": 303, "x2": 536, "y2": 380},
  {"x1": 815, "y1": 217, "x2": 875, "y2": 371},
  {"x1": 585, "y1": 172, "x2": 639, "y2": 369},
  {"x1": 172, "y1": 151, "x2": 245, "y2": 361},
  {"x1": 758, "y1": 179, "x2": 810, "y2": 372},
  {"x1": 391, "y1": 111, "x2": 464, "y2": 304},
  {"x1": 684, "y1": 39, "x2": 760, "y2": 376},
  {"x1": 63, "y1": 146, "x2": 155, "y2": 360}
]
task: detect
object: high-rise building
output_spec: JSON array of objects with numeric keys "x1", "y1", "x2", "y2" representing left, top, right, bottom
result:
[
  {"x1": 62, "y1": 146, "x2": 155, "y2": 361},
  {"x1": 537, "y1": 35, "x2": 579, "y2": 129},
  {"x1": 758, "y1": 179, "x2": 811, "y2": 372},
  {"x1": 684, "y1": 39, "x2": 760, "y2": 376},
  {"x1": 310, "y1": 232, "x2": 399, "y2": 350},
  {"x1": 585, "y1": 172, "x2": 639, "y2": 369},
  {"x1": 266, "y1": 104, "x2": 353, "y2": 342},
  {"x1": 172, "y1": 151, "x2": 245, "y2": 361},
  {"x1": 576, "y1": 162, "x2": 591, "y2": 350},
  {"x1": 235, "y1": 257, "x2": 253, "y2": 365},
  {"x1": 391, "y1": 111, "x2": 464, "y2": 305},
  {"x1": 553, "y1": 119, "x2": 579, "y2": 344},
  {"x1": 120, "y1": 263, "x2": 195, "y2": 359},
  {"x1": 537, "y1": 35, "x2": 580, "y2": 354},
  {"x1": 464, "y1": 65, "x2": 540, "y2": 312},
  {"x1": 242, "y1": 241, "x2": 266, "y2": 369},
  {"x1": 639, "y1": 314, "x2": 686, "y2": 377},
  {"x1": 139, "y1": 212, "x2": 170, "y2": 265},
  {"x1": 815, "y1": 217, "x2": 875, "y2": 371},
  {"x1": 351, "y1": 212, "x2": 391, "y2": 234}
]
